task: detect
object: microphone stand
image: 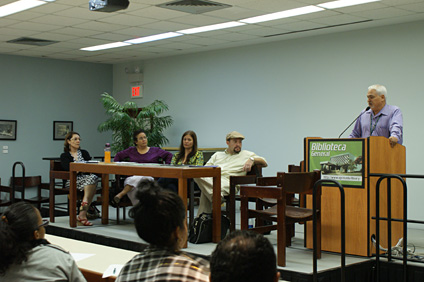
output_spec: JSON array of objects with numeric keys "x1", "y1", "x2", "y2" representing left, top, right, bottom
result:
[{"x1": 338, "y1": 107, "x2": 370, "y2": 138}]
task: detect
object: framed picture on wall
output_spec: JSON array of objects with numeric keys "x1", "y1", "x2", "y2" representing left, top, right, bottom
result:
[
  {"x1": 0, "y1": 120, "x2": 17, "y2": 140},
  {"x1": 53, "y1": 121, "x2": 73, "y2": 140}
]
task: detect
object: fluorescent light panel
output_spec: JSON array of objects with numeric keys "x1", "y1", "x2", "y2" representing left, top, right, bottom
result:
[
  {"x1": 318, "y1": 0, "x2": 380, "y2": 9},
  {"x1": 178, "y1": 21, "x2": 246, "y2": 34},
  {"x1": 239, "y1": 5, "x2": 324, "y2": 24},
  {"x1": 124, "y1": 32, "x2": 182, "y2": 44},
  {"x1": 0, "y1": 0, "x2": 47, "y2": 18},
  {"x1": 80, "y1": 42, "x2": 130, "y2": 51}
]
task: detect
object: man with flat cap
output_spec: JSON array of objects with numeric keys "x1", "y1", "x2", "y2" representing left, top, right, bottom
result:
[{"x1": 194, "y1": 131, "x2": 267, "y2": 215}]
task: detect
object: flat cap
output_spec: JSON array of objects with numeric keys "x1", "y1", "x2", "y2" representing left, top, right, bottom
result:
[{"x1": 226, "y1": 131, "x2": 245, "y2": 140}]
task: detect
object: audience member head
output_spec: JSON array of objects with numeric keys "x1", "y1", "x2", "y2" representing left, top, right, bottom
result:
[
  {"x1": 0, "y1": 202, "x2": 48, "y2": 275},
  {"x1": 133, "y1": 129, "x2": 147, "y2": 147},
  {"x1": 176, "y1": 130, "x2": 198, "y2": 164},
  {"x1": 129, "y1": 180, "x2": 187, "y2": 250},
  {"x1": 210, "y1": 230, "x2": 279, "y2": 282},
  {"x1": 225, "y1": 131, "x2": 245, "y2": 155},
  {"x1": 63, "y1": 131, "x2": 81, "y2": 152}
]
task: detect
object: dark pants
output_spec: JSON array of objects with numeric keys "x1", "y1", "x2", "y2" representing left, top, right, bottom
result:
[{"x1": 157, "y1": 177, "x2": 200, "y2": 194}]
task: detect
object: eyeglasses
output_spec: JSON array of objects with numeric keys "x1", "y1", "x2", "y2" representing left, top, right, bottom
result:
[
  {"x1": 70, "y1": 138, "x2": 81, "y2": 141},
  {"x1": 138, "y1": 136, "x2": 148, "y2": 140},
  {"x1": 37, "y1": 219, "x2": 49, "y2": 229}
]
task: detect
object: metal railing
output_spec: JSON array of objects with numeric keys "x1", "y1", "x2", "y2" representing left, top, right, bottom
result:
[
  {"x1": 313, "y1": 179, "x2": 346, "y2": 282},
  {"x1": 370, "y1": 173, "x2": 410, "y2": 282}
]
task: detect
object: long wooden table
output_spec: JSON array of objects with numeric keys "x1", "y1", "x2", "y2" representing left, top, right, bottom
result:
[
  {"x1": 46, "y1": 234, "x2": 138, "y2": 282},
  {"x1": 69, "y1": 162, "x2": 222, "y2": 243}
]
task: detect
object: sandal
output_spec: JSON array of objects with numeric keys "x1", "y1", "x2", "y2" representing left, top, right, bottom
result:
[{"x1": 77, "y1": 216, "x2": 93, "y2": 226}]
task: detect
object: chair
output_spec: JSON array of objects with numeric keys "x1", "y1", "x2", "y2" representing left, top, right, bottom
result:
[
  {"x1": 4, "y1": 162, "x2": 49, "y2": 210},
  {"x1": 223, "y1": 164, "x2": 263, "y2": 231},
  {"x1": 113, "y1": 170, "x2": 202, "y2": 225},
  {"x1": 113, "y1": 175, "x2": 133, "y2": 224},
  {"x1": 0, "y1": 177, "x2": 13, "y2": 208},
  {"x1": 240, "y1": 170, "x2": 321, "y2": 267},
  {"x1": 48, "y1": 160, "x2": 72, "y2": 222},
  {"x1": 48, "y1": 160, "x2": 102, "y2": 223}
]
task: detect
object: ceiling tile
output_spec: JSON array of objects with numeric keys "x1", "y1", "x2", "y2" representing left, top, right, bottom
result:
[
  {"x1": 51, "y1": 27, "x2": 103, "y2": 37},
  {"x1": 10, "y1": 21, "x2": 62, "y2": 32},
  {"x1": 351, "y1": 7, "x2": 416, "y2": 19},
  {"x1": 310, "y1": 14, "x2": 369, "y2": 25},
  {"x1": 398, "y1": 2, "x2": 424, "y2": 12},
  {"x1": 96, "y1": 13, "x2": 157, "y2": 26},
  {"x1": 28, "y1": 15, "x2": 89, "y2": 26},
  {"x1": 0, "y1": 0, "x2": 423, "y2": 63}
]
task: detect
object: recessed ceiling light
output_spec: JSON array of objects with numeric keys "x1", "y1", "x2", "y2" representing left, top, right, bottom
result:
[
  {"x1": 239, "y1": 6, "x2": 324, "y2": 24},
  {"x1": 318, "y1": 0, "x2": 380, "y2": 9},
  {"x1": 0, "y1": 0, "x2": 47, "y2": 18},
  {"x1": 80, "y1": 42, "x2": 131, "y2": 51},
  {"x1": 178, "y1": 21, "x2": 245, "y2": 34},
  {"x1": 124, "y1": 32, "x2": 183, "y2": 44}
]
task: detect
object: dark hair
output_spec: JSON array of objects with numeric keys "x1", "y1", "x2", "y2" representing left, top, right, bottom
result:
[
  {"x1": 210, "y1": 230, "x2": 277, "y2": 282},
  {"x1": 133, "y1": 129, "x2": 146, "y2": 146},
  {"x1": 129, "y1": 180, "x2": 186, "y2": 248},
  {"x1": 63, "y1": 131, "x2": 80, "y2": 152},
  {"x1": 175, "y1": 130, "x2": 198, "y2": 164},
  {"x1": 0, "y1": 202, "x2": 40, "y2": 275}
]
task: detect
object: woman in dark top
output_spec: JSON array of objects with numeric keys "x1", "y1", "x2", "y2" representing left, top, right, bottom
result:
[
  {"x1": 0, "y1": 202, "x2": 86, "y2": 281},
  {"x1": 60, "y1": 131, "x2": 99, "y2": 226},
  {"x1": 115, "y1": 181, "x2": 209, "y2": 282},
  {"x1": 112, "y1": 129, "x2": 173, "y2": 206}
]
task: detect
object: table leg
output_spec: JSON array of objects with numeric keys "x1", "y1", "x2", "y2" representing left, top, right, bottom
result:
[
  {"x1": 101, "y1": 174, "x2": 109, "y2": 225},
  {"x1": 69, "y1": 171, "x2": 77, "y2": 227},
  {"x1": 178, "y1": 177, "x2": 188, "y2": 248},
  {"x1": 49, "y1": 176, "x2": 55, "y2": 223},
  {"x1": 212, "y1": 174, "x2": 221, "y2": 243}
]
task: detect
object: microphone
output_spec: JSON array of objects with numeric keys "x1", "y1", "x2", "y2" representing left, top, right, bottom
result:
[{"x1": 338, "y1": 107, "x2": 370, "y2": 138}]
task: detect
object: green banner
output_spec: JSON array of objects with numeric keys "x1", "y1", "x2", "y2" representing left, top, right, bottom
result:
[{"x1": 308, "y1": 139, "x2": 365, "y2": 188}]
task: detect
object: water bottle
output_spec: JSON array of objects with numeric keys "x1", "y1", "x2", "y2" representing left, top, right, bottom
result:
[{"x1": 104, "y1": 143, "x2": 111, "y2": 163}]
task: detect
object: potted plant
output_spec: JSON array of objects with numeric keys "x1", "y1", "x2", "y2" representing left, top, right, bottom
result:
[{"x1": 98, "y1": 93, "x2": 173, "y2": 153}]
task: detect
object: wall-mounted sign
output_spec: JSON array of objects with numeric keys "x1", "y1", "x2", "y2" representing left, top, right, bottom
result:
[{"x1": 131, "y1": 85, "x2": 142, "y2": 99}]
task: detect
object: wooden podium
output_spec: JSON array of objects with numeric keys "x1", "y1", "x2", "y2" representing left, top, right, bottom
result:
[{"x1": 304, "y1": 136, "x2": 405, "y2": 256}]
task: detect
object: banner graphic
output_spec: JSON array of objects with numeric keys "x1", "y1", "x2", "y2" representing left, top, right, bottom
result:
[{"x1": 307, "y1": 139, "x2": 365, "y2": 188}]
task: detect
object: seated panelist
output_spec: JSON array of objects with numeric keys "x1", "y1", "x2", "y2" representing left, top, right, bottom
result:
[
  {"x1": 112, "y1": 129, "x2": 172, "y2": 205},
  {"x1": 61, "y1": 131, "x2": 99, "y2": 226},
  {"x1": 194, "y1": 131, "x2": 267, "y2": 215},
  {"x1": 158, "y1": 130, "x2": 204, "y2": 192}
]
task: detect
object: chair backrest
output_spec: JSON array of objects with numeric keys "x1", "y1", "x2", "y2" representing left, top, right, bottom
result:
[
  {"x1": 248, "y1": 164, "x2": 263, "y2": 177},
  {"x1": 51, "y1": 160, "x2": 64, "y2": 171},
  {"x1": 276, "y1": 171, "x2": 321, "y2": 195},
  {"x1": 50, "y1": 160, "x2": 70, "y2": 186},
  {"x1": 11, "y1": 176, "x2": 42, "y2": 188}
]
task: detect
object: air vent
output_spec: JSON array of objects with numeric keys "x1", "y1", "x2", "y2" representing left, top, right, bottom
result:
[
  {"x1": 157, "y1": 0, "x2": 231, "y2": 14},
  {"x1": 7, "y1": 37, "x2": 59, "y2": 46}
]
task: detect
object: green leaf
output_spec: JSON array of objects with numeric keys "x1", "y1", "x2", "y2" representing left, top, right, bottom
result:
[{"x1": 98, "y1": 95, "x2": 174, "y2": 153}]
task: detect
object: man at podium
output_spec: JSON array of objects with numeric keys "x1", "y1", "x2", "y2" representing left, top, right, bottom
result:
[{"x1": 349, "y1": 84, "x2": 403, "y2": 147}]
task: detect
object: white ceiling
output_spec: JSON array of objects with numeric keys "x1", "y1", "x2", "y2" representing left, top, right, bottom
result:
[{"x1": 1, "y1": 0, "x2": 424, "y2": 64}]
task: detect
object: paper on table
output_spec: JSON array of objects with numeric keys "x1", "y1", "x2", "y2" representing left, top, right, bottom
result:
[
  {"x1": 103, "y1": 264, "x2": 124, "y2": 278},
  {"x1": 71, "y1": 253, "x2": 95, "y2": 262}
]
